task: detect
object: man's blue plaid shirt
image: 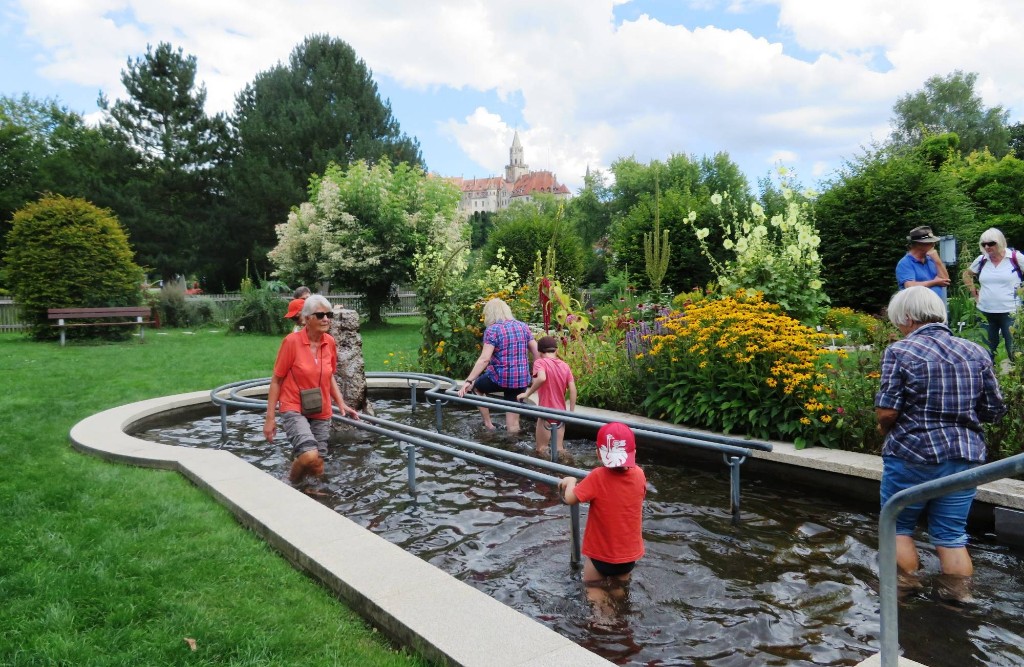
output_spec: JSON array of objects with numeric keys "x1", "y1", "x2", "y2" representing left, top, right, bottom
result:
[{"x1": 876, "y1": 323, "x2": 1006, "y2": 464}]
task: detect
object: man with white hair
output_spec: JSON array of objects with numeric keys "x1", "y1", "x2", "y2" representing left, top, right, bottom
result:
[{"x1": 875, "y1": 286, "x2": 1006, "y2": 603}]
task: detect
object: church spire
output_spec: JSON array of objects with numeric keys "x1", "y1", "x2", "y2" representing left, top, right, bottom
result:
[{"x1": 505, "y1": 130, "x2": 529, "y2": 183}]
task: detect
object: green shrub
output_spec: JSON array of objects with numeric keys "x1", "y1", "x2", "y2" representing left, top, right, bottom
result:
[
  {"x1": 482, "y1": 206, "x2": 586, "y2": 288},
  {"x1": 3, "y1": 194, "x2": 143, "y2": 340},
  {"x1": 559, "y1": 325, "x2": 643, "y2": 413},
  {"x1": 229, "y1": 282, "x2": 289, "y2": 335},
  {"x1": 185, "y1": 297, "x2": 218, "y2": 326},
  {"x1": 156, "y1": 282, "x2": 189, "y2": 328}
]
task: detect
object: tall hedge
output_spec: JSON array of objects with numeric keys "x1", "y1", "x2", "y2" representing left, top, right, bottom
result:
[
  {"x1": 3, "y1": 194, "x2": 143, "y2": 340},
  {"x1": 815, "y1": 152, "x2": 973, "y2": 313}
]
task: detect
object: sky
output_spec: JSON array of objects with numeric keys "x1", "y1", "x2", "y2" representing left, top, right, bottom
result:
[{"x1": 3, "y1": 0, "x2": 1024, "y2": 193}]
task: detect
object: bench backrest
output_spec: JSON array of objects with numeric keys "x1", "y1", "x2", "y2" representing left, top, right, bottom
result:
[{"x1": 47, "y1": 307, "x2": 151, "y2": 320}]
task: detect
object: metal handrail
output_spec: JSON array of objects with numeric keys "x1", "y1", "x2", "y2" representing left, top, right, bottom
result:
[
  {"x1": 210, "y1": 375, "x2": 588, "y2": 564},
  {"x1": 211, "y1": 371, "x2": 773, "y2": 523},
  {"x1": 877, "y1": 452, "x2": 1024, "y2": 666},
  {"x1": 418, "y1": 383, "x2": 772, "y2": 523}
]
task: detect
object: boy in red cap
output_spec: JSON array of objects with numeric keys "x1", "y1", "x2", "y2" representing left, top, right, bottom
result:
[
  {"x1": 284, "y1": 298, "x2": 306, "y2": 332},
  {"x1": 518, "y1": 335, "x2": 577, "y2": 458},
  {"x1": 558, "y1": 422, "x2": 646, "y2": 585}
]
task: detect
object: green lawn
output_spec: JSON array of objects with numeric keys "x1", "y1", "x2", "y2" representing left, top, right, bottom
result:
[{"x1": 0, "y1": 319, "x2": 429, "y2": 667}]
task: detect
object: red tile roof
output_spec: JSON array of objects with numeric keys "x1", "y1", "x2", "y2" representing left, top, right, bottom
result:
[{"x1": 510, "y1": 171, "x2": 570, "y2": 197}]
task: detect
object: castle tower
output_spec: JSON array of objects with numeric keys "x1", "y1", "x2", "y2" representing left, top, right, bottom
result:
[{"x1": 505, "y1": 131, "x2": 529, "y2": 183}]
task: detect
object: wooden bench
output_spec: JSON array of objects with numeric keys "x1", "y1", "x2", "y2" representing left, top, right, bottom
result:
[{"x1": 47, "y1": 307, "x2": 153, "y2": 347}]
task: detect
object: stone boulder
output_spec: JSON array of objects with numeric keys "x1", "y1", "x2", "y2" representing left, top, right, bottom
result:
[{"x1": 329, "y1": 307, "x2": 368, "y2": 412}]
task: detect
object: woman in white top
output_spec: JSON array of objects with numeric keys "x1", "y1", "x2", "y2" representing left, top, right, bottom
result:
[{"x1": 963, "y1": 228, "x2": 1023, "y2": 361}]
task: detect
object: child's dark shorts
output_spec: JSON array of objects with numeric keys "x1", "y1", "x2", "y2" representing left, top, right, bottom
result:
[
  {"x1": 590, "y1": 558, "x2": 637, "y2": 577},
  {"x1": 471, "y1": 374, "x2": 525, "y2": 401}
]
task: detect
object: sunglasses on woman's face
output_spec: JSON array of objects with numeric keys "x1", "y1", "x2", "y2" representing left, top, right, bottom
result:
[
  {"x1": 981, "y1": 241, "x2": 997, "y2": 247},
  {"x1": 311, "y1": 311, "x2": 334, "y2": 320}
]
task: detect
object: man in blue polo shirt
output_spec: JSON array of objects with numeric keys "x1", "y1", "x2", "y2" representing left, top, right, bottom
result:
[{"x1": 896, "y1": 225, "x2": 950, "y2": 302}]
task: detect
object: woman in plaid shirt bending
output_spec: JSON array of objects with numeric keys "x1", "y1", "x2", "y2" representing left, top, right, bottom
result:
[{"x1": 459, "y1": 298, "x2": 538, "y2": 433}]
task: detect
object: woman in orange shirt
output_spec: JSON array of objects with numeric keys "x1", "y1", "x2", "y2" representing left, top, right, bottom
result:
[{"x1": 263, "y1": 295, "x2": 359, "y2": 483}]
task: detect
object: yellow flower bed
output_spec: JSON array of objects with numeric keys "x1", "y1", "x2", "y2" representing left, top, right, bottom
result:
[{"x1": 642, "y1": 291, "x2": 842, "y2": 445}]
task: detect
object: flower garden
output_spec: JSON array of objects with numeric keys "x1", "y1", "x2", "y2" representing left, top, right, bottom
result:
[{"x1": 411, "y1": 183, "x2": 1024, "y2": 460}]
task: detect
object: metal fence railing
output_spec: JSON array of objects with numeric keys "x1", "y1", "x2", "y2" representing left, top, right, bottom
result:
[{"x1": 877, "y1": 452, "x2": 1024, "y2": 666}]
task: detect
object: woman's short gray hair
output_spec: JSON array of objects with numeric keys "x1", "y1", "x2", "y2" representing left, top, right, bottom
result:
[
  {"x1": 887, "y1": 286, "x2": 947, "y2": 327},
  {"x1": 302, "y1": 294, "x2": 333, "y2": 317},
  {"x1": 979, "y1": 228, "x2": 1007, "y2": 253}
]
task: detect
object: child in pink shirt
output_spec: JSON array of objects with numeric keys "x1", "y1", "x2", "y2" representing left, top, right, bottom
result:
[{"x1": 518, "y1": 336, "x2": 577, "y2": 458}]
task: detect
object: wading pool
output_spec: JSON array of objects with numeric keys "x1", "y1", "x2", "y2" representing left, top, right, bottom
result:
[{"x1": 131, "y1": 396, "x2": 1024, "y2": 667}]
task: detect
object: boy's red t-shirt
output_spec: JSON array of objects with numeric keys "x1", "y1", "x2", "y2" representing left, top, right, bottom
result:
[
  {"x1": 533, "y1": 356, "x2": 574, "y2": 411},
  {"x1": 573, "y1": 465, "x2": 646, "y2": 563}
]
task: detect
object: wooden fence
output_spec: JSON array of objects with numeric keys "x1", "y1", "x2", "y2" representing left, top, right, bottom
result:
[{"x1": 0, "y1": 293, "x2": 419, "y2": 333}]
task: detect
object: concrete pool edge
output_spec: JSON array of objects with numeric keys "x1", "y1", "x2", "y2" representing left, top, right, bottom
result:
[
  {"x1": 69, "y1": 388, "x2": 613, "y2": 667},
  {"x1": 68, "y1": 383, "x2": 990, "y2": 667}
]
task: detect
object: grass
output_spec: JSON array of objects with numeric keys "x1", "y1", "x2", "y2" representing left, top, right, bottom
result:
[
  {"x1": 0, "y1": 319, "x2": 429, "y2": 667},
  {"x1": 362, "y1": 316, "x2": 423, "y2": 370}
]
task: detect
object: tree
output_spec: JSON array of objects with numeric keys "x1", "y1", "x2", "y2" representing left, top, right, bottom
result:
[
  {"x1": 468, "y1": 211, "x2": 495, "y2": 249},
  {"x1": 482, "y1": 197, "x2": 586, "y2": 287},
  {"x1": 890, "y1": 71, "x2": 1010, "y2": 157},
  {"x1": 100, "y1": 42, "x2": 230, "y2": 285},
  {"x1": 608, "y1": 153, "x2": 750, "y2": 294},
  {"x1": 1009, "y1": 122, "x2": 1024, "y2": 161},
  {"x1": 943, "y1": 150, "x2": 1024, "y2": 245},
  {"x1": 565, "y1": 168, "x2": 613, "y2": 248},
  {"x1": 0, "y1": 95, "x2": 138, "y2": 277},
  {"x1": 815, "y1": 146, "x2": 974, "y2": 312},
  {"x1": 229, "y1": 34, "x2": 423, "y2": 283},
  {"x1": 268, "y1": 159, "x2": 461, "y2": 324},
  {"x1": 3, "y1": 195, "x2": 142, "y2": 339}
]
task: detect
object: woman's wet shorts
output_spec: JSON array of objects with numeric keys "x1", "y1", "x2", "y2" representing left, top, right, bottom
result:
[
  {"x1": 471, "y1": 374, "x2": 525, "y2": 402},
  {"x1": 279, "y1": 411, "x2": 331, "y2": 457},
  {"x1": 589, "y1": 558, "x2": 637, "y2": 577},
  {"x1": 880, "y1": 456, "x2": 976, "y2": 548}
]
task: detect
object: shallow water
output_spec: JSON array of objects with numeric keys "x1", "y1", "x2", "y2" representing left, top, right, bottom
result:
[{"x1": 132, "y1": 397, "x2": 1024, "y2": 666}]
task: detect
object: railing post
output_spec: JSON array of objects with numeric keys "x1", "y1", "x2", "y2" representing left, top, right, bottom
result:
[
  {"x1": 435, "y1": 397, "x2": 444, "y2": 431},
  {"x1": 724, "y1": 455, "x2": 746, "y2": 525},
  {"x1": 405, "y1": 444, "x2": 417, "y2": 497},
  {"x1": 876, "y1": 453, "x2": 1024, "y2": 667},
  {"x1": 548, "y1": 420, "x2": 560, "y2": 463},
  {"x1": 878, "y1": 498, "x2": 900, "y2": 667},
  {"x1": 570, "y1": 504, "x2": 582, "y2": 567},
  {"x1": 220, "y1": 403, "x2": 228, "y2": 441}
]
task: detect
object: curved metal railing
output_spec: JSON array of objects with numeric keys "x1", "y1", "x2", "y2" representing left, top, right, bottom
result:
[{"x1": 210, "y1": 372, "x2": 774, "y2": 529}]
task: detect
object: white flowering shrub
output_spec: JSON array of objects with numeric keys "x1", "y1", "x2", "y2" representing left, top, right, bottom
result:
[
  {"x1": 268, "y1": 160, "x2": 462, "y2": 323},
  {"x1": 690, "y1": 177, "x2": 827, "y2": 321}
]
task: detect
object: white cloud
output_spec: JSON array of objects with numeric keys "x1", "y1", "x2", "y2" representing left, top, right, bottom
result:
[{"x1": 8, "y1": 0, "x2": 1024, "y2": 193}]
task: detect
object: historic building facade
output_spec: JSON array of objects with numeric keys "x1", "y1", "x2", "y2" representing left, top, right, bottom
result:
[{"x1": 447, "y1": 132, "x2": 571, "y2": 217}]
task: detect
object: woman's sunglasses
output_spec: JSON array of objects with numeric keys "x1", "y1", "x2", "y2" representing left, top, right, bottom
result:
[
  {"x1": 311, "y1": 311, "x2": 334, "y2": 320},
  {"x1": 981, "y1": 241, "x2": 997, "y2": 247}
]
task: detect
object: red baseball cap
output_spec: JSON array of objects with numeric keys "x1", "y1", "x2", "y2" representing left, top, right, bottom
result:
[
  {"x1": 284, "y1": 298, "x2": 304, "y2": 319},
  {"x1": 596, "y1": 422, "x2": 636, "y2": 468}
]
